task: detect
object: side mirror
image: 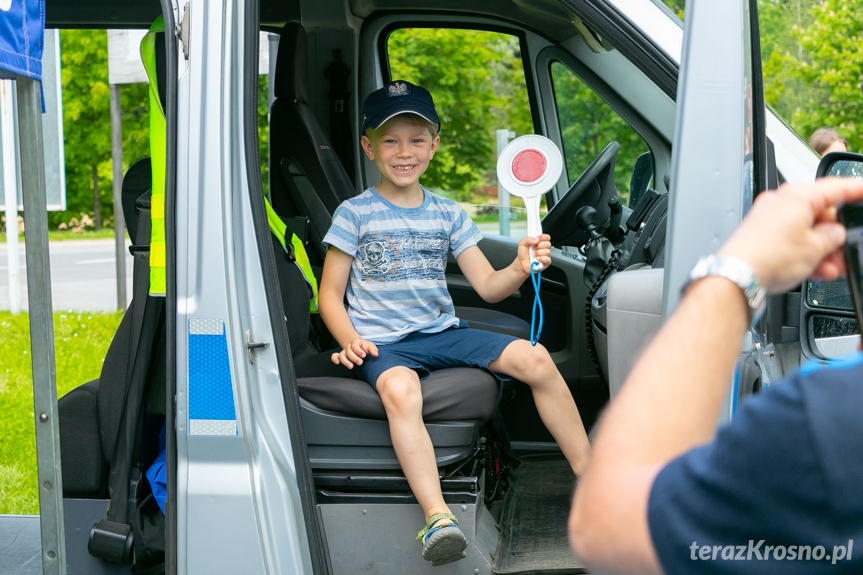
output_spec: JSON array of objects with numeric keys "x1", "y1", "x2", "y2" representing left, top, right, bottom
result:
[
  {"x1": 816, "y1": 151, "x2": 863, "y2": 179},
  {"x1": 806, "y1": 151, "x2": 863, "y2": 359}
]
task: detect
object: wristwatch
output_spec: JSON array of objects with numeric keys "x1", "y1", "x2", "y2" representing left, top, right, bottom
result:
[{"x1": 683, "y1": 255, "x2": 767, "y2": 323}]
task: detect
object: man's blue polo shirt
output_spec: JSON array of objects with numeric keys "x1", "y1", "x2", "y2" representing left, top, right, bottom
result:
[{"x1": 648, "y1": 352, "x2": 863, "y2": 574}]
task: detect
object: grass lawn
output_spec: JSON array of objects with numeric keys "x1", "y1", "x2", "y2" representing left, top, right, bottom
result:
[
  {"x1": 0, "y1": 227, "x2": 121, "y2": 243},
  {"x1": 0, "y1": 310, "x2": 122, "y2": 515}
]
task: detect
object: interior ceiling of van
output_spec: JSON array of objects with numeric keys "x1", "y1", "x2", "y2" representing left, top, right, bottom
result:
[{"x1": 46, "y1": 0, "x2": 576, "y2": 41}]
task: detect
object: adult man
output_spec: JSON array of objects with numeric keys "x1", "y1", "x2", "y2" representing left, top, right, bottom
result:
[{"x1": 569, "y1": 178, "x2": 863, "y2": 574}]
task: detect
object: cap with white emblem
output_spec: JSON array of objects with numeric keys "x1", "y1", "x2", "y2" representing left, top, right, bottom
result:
[{"x1": 362, "y1": 80, "x2": 441, "y2": 134}]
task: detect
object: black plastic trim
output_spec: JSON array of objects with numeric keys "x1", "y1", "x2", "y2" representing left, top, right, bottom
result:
[
  {"x1": 316, "y1": 490, "x2": 478, "y2": 505},
  {"x1": 749, "y1": 0, "x2": 767, "y2": 200},
  {"x1": 159, "y1": 1, "x2": 177, "y2": 572},
  {"x1": 244, "y1": 1, "x2": 332, "y2": 573},
  {"x1": 314, "y1": 473, "x2": 478, "y2": 493}
]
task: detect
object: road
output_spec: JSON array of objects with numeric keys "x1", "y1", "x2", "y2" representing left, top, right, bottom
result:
[
  {"x1": 0, "y1": 225, "x2": 530, "y2": 313},
  {"x1": 0, "y1": 239, "x2": 133, "y2": 312}
]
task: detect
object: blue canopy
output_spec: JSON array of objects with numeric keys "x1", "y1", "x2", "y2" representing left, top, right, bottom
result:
[{"x1": 0, "y1": 0, "x2": 45, "y2": 80}]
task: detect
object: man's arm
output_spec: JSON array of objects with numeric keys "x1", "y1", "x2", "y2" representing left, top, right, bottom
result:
[
  {"x1": 319, "y1": 246, "x2": 377, "y2": 368},
  {"x1": 569, "y1": 179, "x2": 863, "y2": 574},
  {"x1": 456, "y1": 234, "x2": 551, "y2": 303}
]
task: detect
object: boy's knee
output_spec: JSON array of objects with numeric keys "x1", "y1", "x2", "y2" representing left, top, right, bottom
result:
[
  {"x1": 504, "y1": 340, "x2": 555, "y2": 377},
  {"x1": 376, "y1": 367, "x2": 422, "y2": 413}
]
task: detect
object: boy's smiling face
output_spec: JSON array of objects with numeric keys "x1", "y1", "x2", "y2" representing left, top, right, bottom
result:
[{"x1": 361, "y1": 115, "x2": 440, "y2": 198}]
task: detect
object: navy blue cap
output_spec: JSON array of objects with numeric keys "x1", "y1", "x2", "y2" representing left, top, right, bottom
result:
[{"x1": 361, "y1": 80, "x2": 441, "y2": 134}]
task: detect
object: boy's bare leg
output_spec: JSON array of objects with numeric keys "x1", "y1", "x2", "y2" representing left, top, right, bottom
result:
[
  {"x1": 489, "y1": 340, "x2": 591, "y2": 476},
  {"x1": 376, "y1": 366, "x2": 452, "y2": 522}
]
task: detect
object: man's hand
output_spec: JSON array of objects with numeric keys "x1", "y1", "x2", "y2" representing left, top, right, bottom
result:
[
  {"x1": 517, "y1": 233, "x2": 552, "y2": 275},
  {"x1": 719, "y1": 178, "x2": 863, "y2": 293},
  {"x1": 331, "y1": 337, "x2": 379, "y2": 369}
]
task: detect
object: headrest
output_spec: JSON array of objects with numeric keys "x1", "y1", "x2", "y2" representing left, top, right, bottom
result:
[{"x1": 274, "y1": 22, "x2": 308, "y2": 102}]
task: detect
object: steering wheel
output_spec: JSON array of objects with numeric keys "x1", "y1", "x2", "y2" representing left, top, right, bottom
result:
[{"x1": 542, "y1": 141, "x2": 620, "y2": 249}]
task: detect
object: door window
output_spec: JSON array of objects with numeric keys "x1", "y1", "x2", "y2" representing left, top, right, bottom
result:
[{"x1": 550, "y1": 61, "x2": 651, "y2": 207}]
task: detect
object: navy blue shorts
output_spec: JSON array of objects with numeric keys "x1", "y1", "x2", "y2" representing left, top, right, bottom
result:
[{"x1": 355, "y1": 325, "x2": 518, "y2": 387}]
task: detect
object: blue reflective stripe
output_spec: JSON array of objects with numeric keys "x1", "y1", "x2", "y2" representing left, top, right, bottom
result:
[
  {"x1": 731, "y1": 362, "x2": 740, "y2": 415},
  {"x1": 188, "y1": 322, "x2": 236, "y2": 421}
]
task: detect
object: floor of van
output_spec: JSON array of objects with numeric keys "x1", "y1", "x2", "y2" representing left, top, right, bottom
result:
[{"x1": 494, "y1": 456, "x2": 586, "y2": 574}]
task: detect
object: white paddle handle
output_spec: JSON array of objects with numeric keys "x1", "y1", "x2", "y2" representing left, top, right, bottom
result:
[{"x1": 524, "y1": 195, "x2": 543, "y2": 271}]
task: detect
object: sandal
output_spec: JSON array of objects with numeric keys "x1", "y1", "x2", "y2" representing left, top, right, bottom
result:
[{"x1": 416, "y1": 512, "x2": 468, "y2": 566}]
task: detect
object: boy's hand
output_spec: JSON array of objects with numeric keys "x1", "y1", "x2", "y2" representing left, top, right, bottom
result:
[
  {"x1": 331, "y1": 337, "x2": 379, "y2": 369},
  {"x1": 517, "y1": 233, "x2": 552, "y2": 275}
]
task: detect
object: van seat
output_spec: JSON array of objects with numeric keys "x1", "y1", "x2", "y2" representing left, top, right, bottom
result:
[
  {"x1": 272, "y1": 232, "x2": 499, "y2": 470},
  {"x1": 270, "y1": 21, "x2": 357, "y2": 267}
]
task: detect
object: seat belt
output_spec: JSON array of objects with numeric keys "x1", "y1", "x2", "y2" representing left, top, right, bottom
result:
[
  {"x1": 324, "y1": 49, "x2": 354, "y2": 182},
  {"x1": 89, "y1": 19, "x2": 170, "y2": 565},
  {"x1": 265, "y1": 196, "x2": 319, "y2": 312}
]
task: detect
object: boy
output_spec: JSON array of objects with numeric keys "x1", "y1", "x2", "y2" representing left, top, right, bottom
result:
[{"x1": 319, "y1": 80, "x2": 591, "y2": 566}]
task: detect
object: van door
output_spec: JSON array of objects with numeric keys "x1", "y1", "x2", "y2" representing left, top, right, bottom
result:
[
  {"x1": 173, "y1": 1, "x2": 323, "y2": 573},
  {"x1": 660, "y1": 0, "x2": 769, "y2": 422}
]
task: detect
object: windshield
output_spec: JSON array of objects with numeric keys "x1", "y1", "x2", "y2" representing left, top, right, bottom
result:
[{"x1": 606, "y1": 0, "x2": 684, "y2": 61}]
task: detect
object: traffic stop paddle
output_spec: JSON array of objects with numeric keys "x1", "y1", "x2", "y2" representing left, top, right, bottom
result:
[{"x1": 496, "y1": 135, "x2": 564, "y2": 345}]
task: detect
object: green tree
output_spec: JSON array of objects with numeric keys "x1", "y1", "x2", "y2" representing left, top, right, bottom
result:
[
  {"x1": 661, "y1": 0, "x2": 686, "y2": 19},
  {"x1": 760, "y1": 0, "x2": 818, "y2": 130},
  {"x1": 387, "y1": 28, "x2": 533, "y2": 202},
  {"x1": 54, "y1": 30, "x2": 149, "y2": 229},
  {"x1": 762, "y1": 0, "x2": 863, "y2": 152},
  {"x1": 551, "y1": 62, "x2": 649, "y2": 206}
]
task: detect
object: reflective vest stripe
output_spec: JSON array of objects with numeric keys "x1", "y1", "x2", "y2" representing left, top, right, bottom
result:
[
  {"x1": 265, "y1": 198, "x2": 319, "y2": 312},
  {"x1": 141, "y1": 16, "x2": 317, "y2": 311},
  {"x1": 141, "y1": 17, "x2": 167, "y2": 296}
]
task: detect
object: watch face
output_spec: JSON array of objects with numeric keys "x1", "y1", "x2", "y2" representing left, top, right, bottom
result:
[{"x1": 687, "y1": 255, "x2": 764, "y2": 321}]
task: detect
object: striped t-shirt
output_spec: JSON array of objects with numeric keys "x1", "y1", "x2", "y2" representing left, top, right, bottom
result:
[{"x1": 322, "y1": 186, "x2": 482, "y2": 344}]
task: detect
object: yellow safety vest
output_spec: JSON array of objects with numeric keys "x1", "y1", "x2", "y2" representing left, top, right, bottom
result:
[
  {"x1": 140, "y1": 17, "x2": 167, "y2": 296},
  {"x1": 141, "y1": 18, "x2": 318, "y2": 311},
  {"x1": 265, "y1": 199, "x2": 319, "y2": 312}
]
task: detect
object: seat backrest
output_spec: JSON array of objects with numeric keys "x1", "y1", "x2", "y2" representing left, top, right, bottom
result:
[
  {"x1": 271, "y1": 231, "x2": 349, "y2": 378},
  {"x1": 270, "y1": 22, "x2": 357, "y2": 268}
]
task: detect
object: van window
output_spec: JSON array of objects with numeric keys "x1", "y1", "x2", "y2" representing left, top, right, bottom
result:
[
  {"x1": 386, "y1": 28, "x2": 535, "y2": 238},
  {"x1": 550, "y1": 61, "x2": 651, "y2": 207}
]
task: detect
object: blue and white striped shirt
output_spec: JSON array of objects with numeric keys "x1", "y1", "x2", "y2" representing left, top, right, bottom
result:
[{"x1": 323, "y1": 187, "x2": 482, "y2": 344}]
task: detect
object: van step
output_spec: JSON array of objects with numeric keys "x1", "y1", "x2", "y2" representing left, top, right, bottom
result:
[
  {"x1": 493, "y1": 457, "x2": 587, "y2": 574},
  {"x1": 314, "y1": 472, "x2": 478, "y2": 504},
  {"x1": 0, "y1": 514, "x2": 41, "y2": 575}
]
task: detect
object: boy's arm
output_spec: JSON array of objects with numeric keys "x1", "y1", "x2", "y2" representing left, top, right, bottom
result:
[
  {"x1": 456, "y1": 234, "x2": 551, "y2": 303},
  {"x1": 319, "y1": 246, "x2": 378, "y2": 368}
]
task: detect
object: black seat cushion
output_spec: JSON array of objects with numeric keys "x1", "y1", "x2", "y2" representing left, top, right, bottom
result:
[
  {"x1": 59, "y1": 379, "x2": 108, "y2": 497},
  {"x1": 297, "y1": 367, "x2": 498, "y2": 422}
]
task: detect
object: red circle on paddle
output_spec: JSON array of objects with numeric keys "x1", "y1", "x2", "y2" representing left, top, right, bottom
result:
[{"x1": 512, "y1": 149, "x2": 547, "y2": 183}]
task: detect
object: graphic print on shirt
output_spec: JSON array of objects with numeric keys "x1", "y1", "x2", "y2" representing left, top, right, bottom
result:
[{"x1": 358, "y1": 230, "x2": 448, "y2": 282}]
